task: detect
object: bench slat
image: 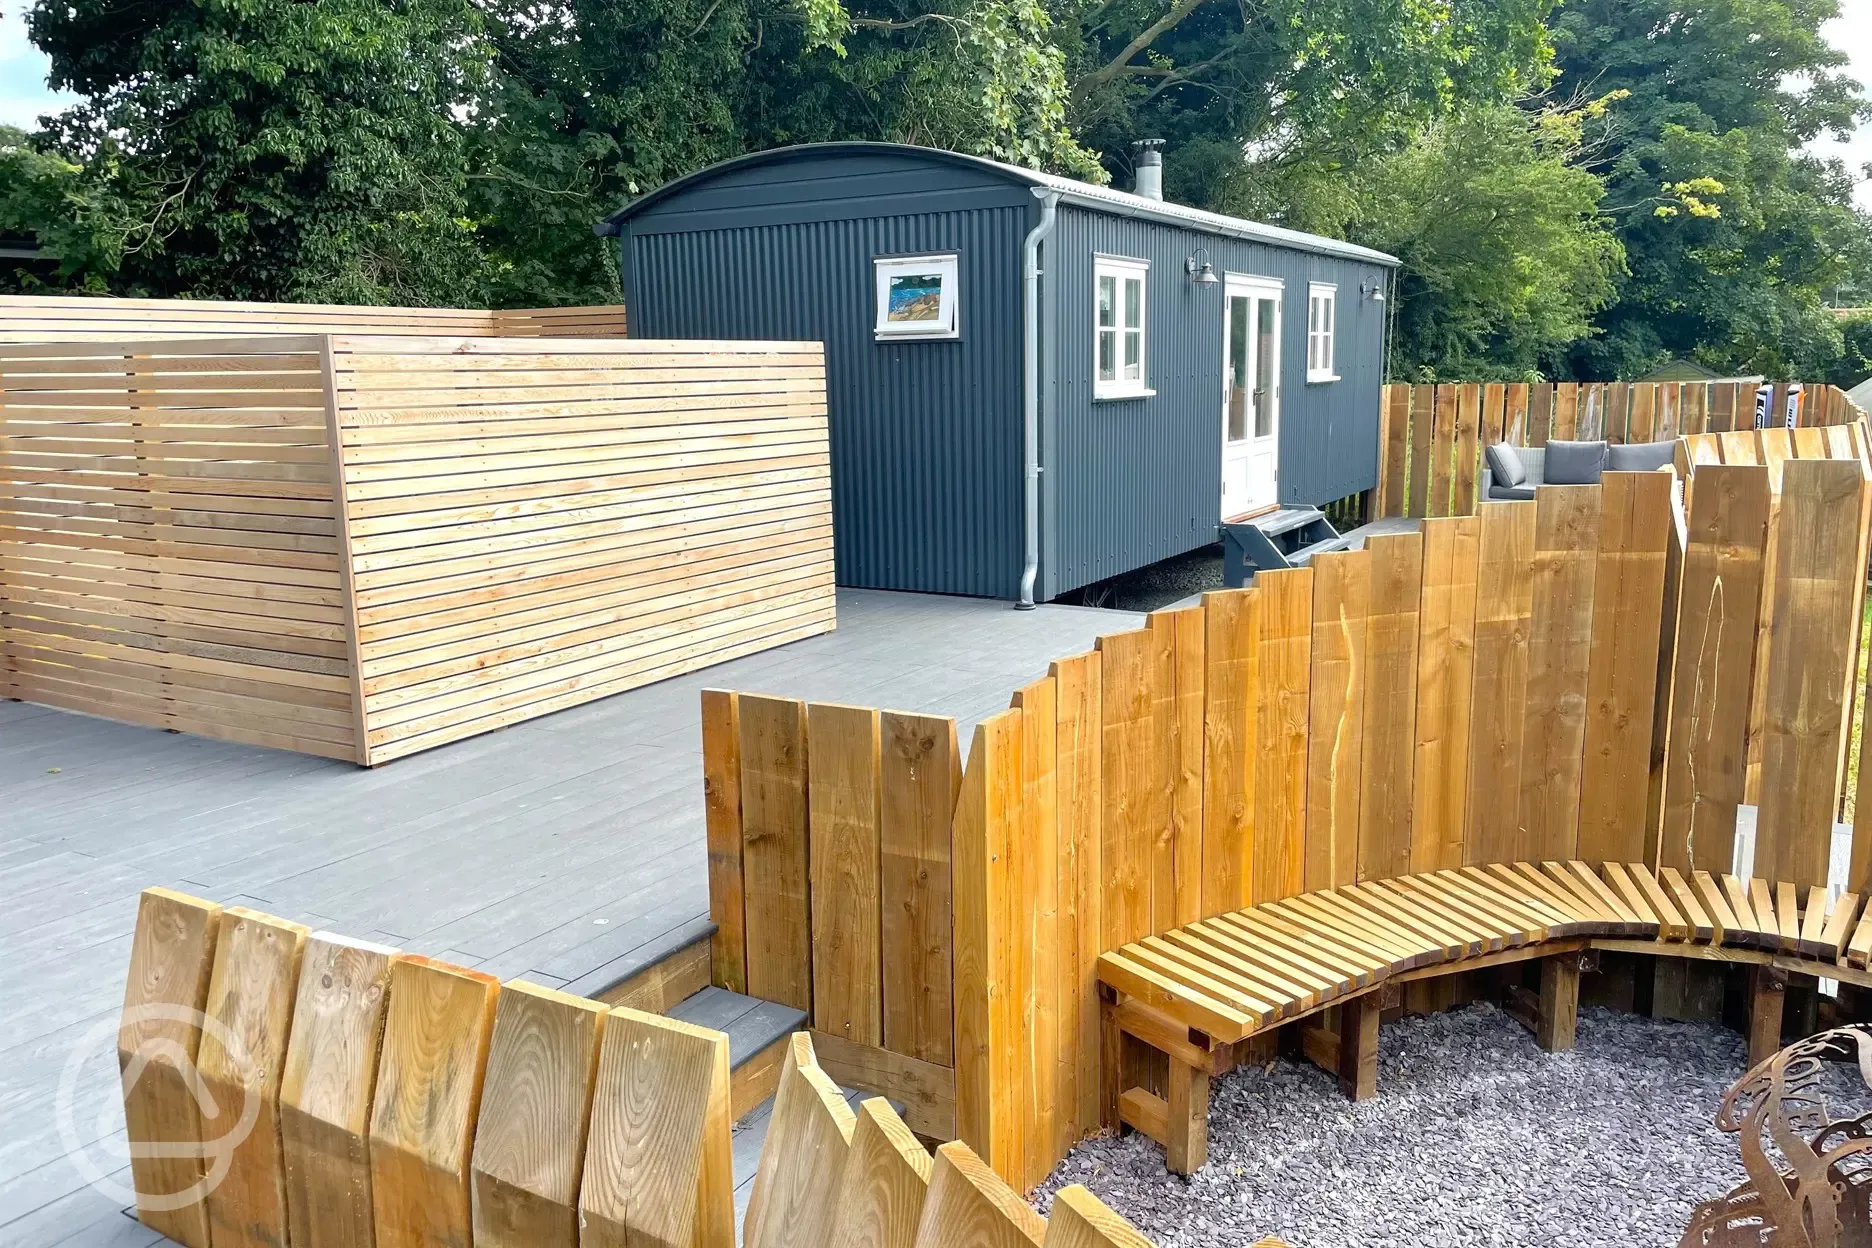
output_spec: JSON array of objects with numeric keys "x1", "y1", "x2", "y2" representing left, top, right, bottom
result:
[{"x1": 1096, "y1": 951, "x2": 1254, "y2": 1041}]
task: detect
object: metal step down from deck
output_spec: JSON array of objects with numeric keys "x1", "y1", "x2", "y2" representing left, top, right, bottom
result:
[{"x1": 1222, "y1": 506, "x2": 1350, "y2": 585}]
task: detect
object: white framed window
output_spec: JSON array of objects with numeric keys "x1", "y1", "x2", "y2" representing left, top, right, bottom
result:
[
  {"x1": 874, "y1": 253, "x2": 960, "y2": 340},
  {"x1": 1306, "y1": 282, "x2": 1337, "y2": 382},
  {"x1": 1094, "y1": 256, "x2": 1151, "y2": 399}
]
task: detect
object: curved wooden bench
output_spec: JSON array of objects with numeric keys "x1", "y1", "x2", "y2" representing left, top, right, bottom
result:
[{"x1": 1096, "y1": 860, "x2": 1871, "y2": 1174}]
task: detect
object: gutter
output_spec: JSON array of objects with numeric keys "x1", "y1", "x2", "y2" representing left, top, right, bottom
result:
[{"x1": 1018, "y1": 188, "x2": 1061, "y2": 609}]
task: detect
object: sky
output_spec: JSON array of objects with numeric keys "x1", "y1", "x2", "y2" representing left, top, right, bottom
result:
[{"x1": 1, "y1": 0, "x2": 1870, "y2": 209}]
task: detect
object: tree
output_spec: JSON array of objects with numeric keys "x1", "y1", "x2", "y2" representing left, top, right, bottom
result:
[
  {"x1": 1356, "y1": 96, "x2": 1626, "y2": 380},
  {"x1": 1550, "y1": 0, "x2": 1872, "y2": 379},
  {"x1": 23, "y1": 0, "x2": 495, "y2": 305},
  {"x1": 0, "y1": 126, "x2": 129, "y2": 293}
]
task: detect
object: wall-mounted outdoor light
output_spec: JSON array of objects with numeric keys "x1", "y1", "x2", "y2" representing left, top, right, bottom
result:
[{"x1": 1185, "y1": 248, "x2": 1219, "y2": 286}]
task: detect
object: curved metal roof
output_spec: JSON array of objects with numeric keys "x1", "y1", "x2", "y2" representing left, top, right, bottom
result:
[{"x1": 597, "y1": 142, "x2": 1400, "y2": 268}]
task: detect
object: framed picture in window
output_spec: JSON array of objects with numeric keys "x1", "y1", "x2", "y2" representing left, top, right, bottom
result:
[{"x1": 874, "y1": 254, "x2": 960, "y2": 340}]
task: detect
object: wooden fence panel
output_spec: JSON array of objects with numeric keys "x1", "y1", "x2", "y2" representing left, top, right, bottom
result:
[
  {"x1": 1356, "y1": 533, "x2": 1423, "y2": 881},
  {"x1": 328, "y1": 337, "x2": 834, "y2": 763},
  {"x1": 827, "y1": 1098, "x2": 933, "y2": 1248},
  {"x1": 1577, "y1": 473, "x2": 1673, "y2": 864},
  {"x1": 1506, "y1": 383, "x2": 1530, "y2": 446},
  {"x1": 1606, "y1": 384, "x2": 1630, "y2": 443},
  {"x1": 0, "y1": 293, "x2": 627, "y2": 342},
  {"x1": 1098, "y1": 629, "x2": 1159, "y2": 948},
  {"x1": 1410, "y1": 516, "x2": 1480, "y2": 873},
  {"x1": 1164, "y1": 607, "x2": 1206, "y2": 927},
  {"x1": 584, "y1": 1008, "x2": 734, "y2": 1248},
  {"x1": 199, "y1": 909, "x2": 310, "y2": 1248},
  {"x1": 1429, "y1": 387, "x2": 1457, "y2": 517},
  {"x1": 1408, "y1": 383, "x2": 1435, "y2": 519},
  {"x1": 369, "y1": 957, "x2": 500, "y2": 1248},
  {"x1": 1453, "y1": 385, "x2": 1482, "y2": 516},
  {"x1": 914, "y1": 1143, "x2": 1047, "y2": 1248},
  {"x1": 1044, "y1": 1186, "x2": 1156, "y2": 1248},
  {"x1": 1755, "y1": 460, "x2": 1868, "y2": 887},
  {"x1": 1381, "y1": 385, "x2": 1409, "y2": 518},
  {"x1": 1660, "y1": 466, "x2": 1771, "y2": 874},
  {"x1": 1518, "y1": 486, "x2": 1601, "y2": 861},
  {"x1": 1305, "y1": 551, "x2": 1369, "y2": 891},
  {"x1": 740, "y1": 694, "x2": 813, "y2": 1011},
  {"x1": 809, "y1": 702, "x2": 884, "y2": 1044},
  {"x1": 471, "y1": 982, "x2": 608, "y2": 1248},
  {"x1": 1253, "y1": 571, "x2": 1312, "y2": 902},
  {"x1": 1466, "y1": 501, "x2": 1538, "y2": 865},
  {"x1": 281, "y1": 933, "x2": 397, "y2": 1248},
  {"x1": 1201, "y1": 590, "x2": 1256, "y2": 915},
  {"x1": 702, "y1": 689, "x2": 748, "y2": 994},
  {"x1": 952, "y1": 710, "x2": 1021, "y2": 1177},
  {"x1": 120, "y1": 888, "x2": 223, "y2": 1248},
  {"x1": 1051, "y1": 653, "x2": 1103, "y2": 1143},
  {"x1": 1012, "y1": 676, "x2": 1060, "y2": 1188},
  {"x1": 881, "y1": 711, "x2": 961, "y2": 1067},
  {"x1": 0, "y1": 338, "x2": 361, "y2": 759}
]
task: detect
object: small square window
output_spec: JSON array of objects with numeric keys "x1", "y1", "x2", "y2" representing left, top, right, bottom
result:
[
  {"x1": 1307, "y1": 282, "x2": 1337, "y2": 382},
  {"x1": 874, "y1": 253, "x2": 960, "y2": 340},
  {"x1": 1095, "y1": 257, "x2": 1150, "y2": 398}
]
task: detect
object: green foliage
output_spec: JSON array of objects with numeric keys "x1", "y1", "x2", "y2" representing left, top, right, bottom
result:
[
  {"x1": 1550, "y1": 0, "x2": 1872, "y2": 380},
  {"x1": 1356, "y1": 97, "x2": 1625, "y2": 381},
  {"x1": 0, "y1": 126, "x2": 128, "y2": 292},
  {"x1": 23, "y1": 0, "x2": 494, "y2": 304}
]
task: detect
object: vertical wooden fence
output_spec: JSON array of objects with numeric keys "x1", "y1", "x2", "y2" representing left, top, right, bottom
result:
[
  {"x1": 1376, "y1": 380, "x2": 1869, "y2": 520},
  {"x1": 707, "y1": 449, "x2": 1872, "y2": 1196},
  {"x1": 119, "y1": 887, "x2": 1207, "y2": 1248}
]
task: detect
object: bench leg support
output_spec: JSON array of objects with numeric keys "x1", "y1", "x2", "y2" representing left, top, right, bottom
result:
[
  {"x1": 1537, "y1": 954, "x2": 1581, "y2": 1052},
  {"x1": 1337, "y1": 995, "x2": 1379, "y2": 1101},
  {"x1": 1747, "y1": 966, "x2": 1788, "y2": 1067},
  {"x1": 1165, "y1": 1059, "x2": 1210, "y2": 1175}
]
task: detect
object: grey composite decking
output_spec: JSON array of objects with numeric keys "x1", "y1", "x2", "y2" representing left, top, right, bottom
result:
[{"x1": 0, "y1": 587, "x2": 1138, "y2": 1248}]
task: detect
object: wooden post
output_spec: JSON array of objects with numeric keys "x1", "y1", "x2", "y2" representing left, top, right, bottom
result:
[
  {"x1": 1337, "y1": 994, "x2": 1380, "y2": 1101},
  {"x1": 471, "y1": 981, "x2": 609, "y2": 1248},
  {"x1": 199, "y1": 909, "x2": 310, "y2": 1248},
  {"x1": 369, "y1": 957, "x2": 501, "y2": 1248},
  {"x1": 120, "y1": 888, "x2": 224, "y2": 1248},
  {"x1": 1096, "y1": 984, "x2": 1122, "y2": 1133},
  {"x1": 1536, "y1": 955, "x2": 1581, "y2": 1052},
  {"x1": 1164, "y1": 1059, "x2": 1210, "y2": 1175},
  {"x1": 280, "y1": 933, "x2": 397, "y2": 1248},
  {"x1": 1747, "y1": 966, "x2": 1788, "y2": 1067}
]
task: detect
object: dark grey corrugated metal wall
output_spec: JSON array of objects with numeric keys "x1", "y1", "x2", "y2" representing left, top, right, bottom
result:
[
  {"x1": 1044, "y1": 207, "x2": 1387, "y2": 596},
  {"x1": 623, "y1": 173, "x2": 1030, "y2": 598}
]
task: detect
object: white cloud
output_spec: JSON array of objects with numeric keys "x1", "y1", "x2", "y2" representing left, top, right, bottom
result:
[
  {"x1": 0, "y1": 2, "x2": 73, "y2": 129},
  {"x1": 1805, "y1": 2, "x2": 1872, "y2": 210}
]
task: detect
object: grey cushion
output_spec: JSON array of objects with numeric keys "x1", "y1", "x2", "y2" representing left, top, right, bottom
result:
[
  {"x1": 1484, "y1": 442, "x2": 1527, "y2": 489},
  {"x1": 1606, "y1": 439, "x2": 1675, "y2": 473},
  {"x1": 1544, "y1": 439, "x2": 1607, "y2": 485},
  {"x1": 1488, "y1": 483, "x2": 1538, "y2": 501}
]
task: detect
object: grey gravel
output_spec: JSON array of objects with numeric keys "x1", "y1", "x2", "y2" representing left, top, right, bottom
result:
[{"x1": 1033, "y1": 1004, "x2": 1865, "y2": 1248}]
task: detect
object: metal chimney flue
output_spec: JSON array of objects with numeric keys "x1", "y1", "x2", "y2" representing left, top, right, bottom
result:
[{"x1": 1131, "y1": 139, "x2": 1164, "y2": 201}]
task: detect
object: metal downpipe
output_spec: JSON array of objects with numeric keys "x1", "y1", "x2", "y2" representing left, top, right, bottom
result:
[{"x1": 1018, "y1": 190, "x2": 1060, "y2": 609}]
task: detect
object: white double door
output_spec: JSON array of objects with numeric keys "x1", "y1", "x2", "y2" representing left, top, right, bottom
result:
[{"x1": 1220, "y1": 276, "x2": 1283, "y2": 520}]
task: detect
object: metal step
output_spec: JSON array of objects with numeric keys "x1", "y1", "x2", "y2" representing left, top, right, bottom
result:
[
  {"x1": 1285, "y1": 535, "x2": 1352, "y2": 568},
  {"x1": 1221, "y1": 508, "x2": 1345, "y2": 585},
  {"x1": 1246, "y1": 505, "x2": 1325, "y2": 538}
]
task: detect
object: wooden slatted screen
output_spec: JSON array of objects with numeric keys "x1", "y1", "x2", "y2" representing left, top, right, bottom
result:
[
  {"x1": 0, "y1": 337, "x2": 363, "y2": 759},
  {"x1": 328, "y1": 336, "x2": 834, "y2": 763},
  {"x1": 0, "y1": 294, "x2": 627, "y2": 343}
]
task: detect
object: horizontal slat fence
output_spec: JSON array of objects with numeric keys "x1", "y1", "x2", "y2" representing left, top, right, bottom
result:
[
  {"x1": 1377, "y1": 380, "x2": 1869, "y2": 520},
  {"x1": 0, "y1": 294, "x2": 627, "y2": 343},
  {"x1": 0, "y1": 337, "x2": 361, "y2": 758},
  {"x1": 710, "y1": 442, "x2": 1872, "y2": 1196},
  {"x1": 120, "y1": 887, "x2": 1204, "y2": 1248},
  {"x1": 3, "y1": 334, "x2": 835, "y2": 763},
  {"x1": 329, "y1": 336, "x2": 835, "y2": 762}
]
